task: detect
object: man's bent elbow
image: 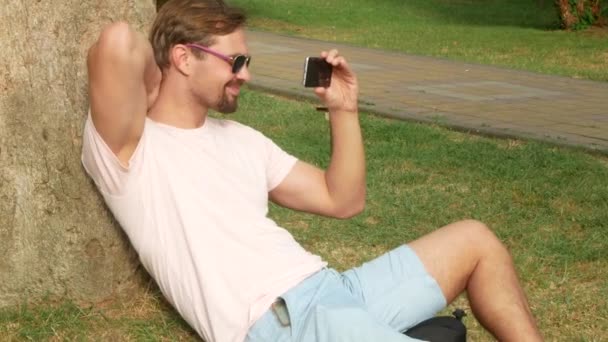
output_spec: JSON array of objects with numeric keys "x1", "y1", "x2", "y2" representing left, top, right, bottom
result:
[
  {"x1": 89, "y1": 22, "x2": 139, "y2": 65},
  {"x1": 333, "y1": 199, "x2": 365, "y2": 219}
]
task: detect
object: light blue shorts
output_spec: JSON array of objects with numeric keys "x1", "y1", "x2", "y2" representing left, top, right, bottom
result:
[{"x1": 246, "y1": 245, "x2": 447, "y2": 342}]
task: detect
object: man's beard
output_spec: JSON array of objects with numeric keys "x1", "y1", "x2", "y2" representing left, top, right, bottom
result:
[
  {"x1": 216, "y1": 83, "x2": 239, "y2": 114},
  {"x1": 217, "y1": 93, "x2": 238, "y2": 113}
]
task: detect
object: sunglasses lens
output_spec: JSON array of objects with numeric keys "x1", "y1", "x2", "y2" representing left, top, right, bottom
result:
[{"x1": 232, "y1": 55, "x2": 250, "y2": 73}]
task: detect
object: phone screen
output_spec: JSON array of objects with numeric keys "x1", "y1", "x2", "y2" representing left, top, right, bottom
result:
[{"x1": 302, "y1": 57, "x2": 332, "y2": 88}]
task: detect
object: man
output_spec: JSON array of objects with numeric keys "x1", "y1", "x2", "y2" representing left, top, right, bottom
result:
[{"x1": 82, "y1": 0, "x2": 543, "y2": 341}]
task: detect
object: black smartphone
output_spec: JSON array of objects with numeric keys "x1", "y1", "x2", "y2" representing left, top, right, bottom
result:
[{"x1": 302, "y1": 57, "x2": 332, "y2": 88}]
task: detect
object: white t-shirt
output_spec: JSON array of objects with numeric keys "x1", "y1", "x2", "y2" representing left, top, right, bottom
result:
[{"x1": 81, "y1": 114, "x2": 326, "y2": 342}]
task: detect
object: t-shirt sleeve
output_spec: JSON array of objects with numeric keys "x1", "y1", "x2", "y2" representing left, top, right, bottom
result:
[
  {"x1": 261, "y1": 134, "x2": 298, "y2": 191},
  {"x1": 80, "y1": 112, "x2": 144, "y2": 196}
]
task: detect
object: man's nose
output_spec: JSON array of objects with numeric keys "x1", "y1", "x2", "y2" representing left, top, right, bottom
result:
[{"x1": 236, "y1": 64, "x2": 251, "y2": 82}]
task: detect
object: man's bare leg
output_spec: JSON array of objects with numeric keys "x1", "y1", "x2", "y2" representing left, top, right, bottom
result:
[{"x1": 408, "y1": 220, "x2": 543, "y2": 341}]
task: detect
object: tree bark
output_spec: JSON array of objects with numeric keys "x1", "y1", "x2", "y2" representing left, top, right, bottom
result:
[
  {"x1": 0, "y1": 0, "x2": 156, "y2": 307},
  {"x1": 555, "y1": 0, "x2": 604, "y2": 29}
]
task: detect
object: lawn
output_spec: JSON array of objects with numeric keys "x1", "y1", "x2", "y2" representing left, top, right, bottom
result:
[
  {"x1": 2, "y1": 0, "x2": 607, "y2": 341},
  {"x1": 2, "y1": 90, "x2": 607, "y2": 340},
  {"x1": 230, "y1": 0, "x2": 608, "y2": 82}
]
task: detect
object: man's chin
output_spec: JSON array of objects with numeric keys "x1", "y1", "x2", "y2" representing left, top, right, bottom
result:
[
  {"x1": 217, "y1": 97, "x2": 238, "y2": 114},
  {"x1": 217, "y1": 104, "x2": 237, "y2": 114}
]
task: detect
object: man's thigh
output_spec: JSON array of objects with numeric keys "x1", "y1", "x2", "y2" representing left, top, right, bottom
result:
[
  {"x1": 300, "y1": 275, "x2": 424, "y2": 342},
  {"x1": 340, "y1": 245, "x2": 447, "y2": 332},
  {"x1": 251, "y1": 269, "x2": 422, "y2": 342}
]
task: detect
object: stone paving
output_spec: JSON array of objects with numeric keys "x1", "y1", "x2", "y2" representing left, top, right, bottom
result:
[{"x1": 246, "y1": 30, "x2": 608, "y2": 155}]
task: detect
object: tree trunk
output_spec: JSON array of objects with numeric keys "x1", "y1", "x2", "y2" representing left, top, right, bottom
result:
[
  {"x1": 0, "y1": 0, "x2": 156, "y2": 308},
  {"x1": 555, "y1": 0, "x2": 604, "y2": 29}
]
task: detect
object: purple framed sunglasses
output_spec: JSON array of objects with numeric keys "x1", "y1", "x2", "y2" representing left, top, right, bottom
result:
[{"x1": 185, "y1": 43, "x2": 251, "y2": 74}]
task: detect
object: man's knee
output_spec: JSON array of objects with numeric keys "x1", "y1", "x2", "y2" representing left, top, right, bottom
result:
[{"x1": 456, "y1": 219, "x2": 510, "y2": 258}]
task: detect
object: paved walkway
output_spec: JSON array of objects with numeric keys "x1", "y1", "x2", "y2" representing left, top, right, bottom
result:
[{"x1": 246, "y1": 30, "x2": 608, "y2": 155}]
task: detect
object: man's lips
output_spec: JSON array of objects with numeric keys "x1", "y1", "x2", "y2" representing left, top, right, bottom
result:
[{"x1": 226, "y1": 82, "x2": 241, "y2": 97}]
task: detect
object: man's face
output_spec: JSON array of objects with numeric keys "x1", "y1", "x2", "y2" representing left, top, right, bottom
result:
[{"x1": 190, "y1": 28, "x2": 251, "y2": 114}]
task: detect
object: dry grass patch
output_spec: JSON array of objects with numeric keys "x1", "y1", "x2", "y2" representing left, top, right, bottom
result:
[
  {"x1": 550, "y1": 197, "x2": 581, "y2": 217},
  {"x1": 98, "y1": 286, "x2": 169, "y2": 321},
  {"x1": 529, "y1": 260, "x2": 608, "y2": 340},
  {"x1": 436, "y1": 260, "x2": 608, "y2": 341},
  {"x1": 496, "y1": 138, "x2": 526, "y2": 150},
  {"x1": 443, "y1": 129, "x2": 485, "y2": 144},
  {"x1": 310, "y1": 241, "x2": 390, "y2": 271},
  {"x1": 580, "y1": 26, "x2": 608, "y2": 38},
  {"x1": 439, "y1": 295, "x2": 494, "y2": 342},
  {"x1": 82, "y1": 283, "x2": 198, "y2": 341},
  {"x1": 1, "y1": 321, "x2": 22, "y2": 340}
]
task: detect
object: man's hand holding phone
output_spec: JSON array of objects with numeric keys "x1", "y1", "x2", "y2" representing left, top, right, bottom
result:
[{"x1": 302, "y1": 50, "x2": 358, "y2": 114}]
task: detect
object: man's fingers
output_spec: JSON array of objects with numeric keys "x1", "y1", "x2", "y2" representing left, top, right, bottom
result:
[
  {"x1": 321, "y1": 49, "x2": 341, "y2": 64},
  {"x1": 326, "y1": 49, "x2": 338, "y2": 62},
  {"x1": 314, "y1": 86, "x2": 327, "y2": 96}
]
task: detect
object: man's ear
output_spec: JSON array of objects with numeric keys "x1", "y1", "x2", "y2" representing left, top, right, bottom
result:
[{"x1": 170, "y1": 44, "x2": 191, "y2": 76}]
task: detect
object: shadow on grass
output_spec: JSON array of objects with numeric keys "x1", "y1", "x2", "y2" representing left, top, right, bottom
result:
[
  {"x1": 234, "y1": 0, "x2": 561, "y2": 30},
  {"x1": 411, "y1": 0, "x2": 560, "y2": 29}
]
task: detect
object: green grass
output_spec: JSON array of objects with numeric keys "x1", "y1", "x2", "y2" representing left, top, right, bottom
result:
[
  {"x1": 0, "y1": 291, "x2": 197, "y2": 341},
  {"x1": 0, "y1": 301, "x2": 94, "y2": 340},
  {"x1": 238, "y1": 91, "x2": 608, "y2": 341},
  {"x1": 230, "y1": 0, "x2": 608, "y2": 81},
  {"x1": 3, "y1": 90, "x2": 606, "y2": 340}
]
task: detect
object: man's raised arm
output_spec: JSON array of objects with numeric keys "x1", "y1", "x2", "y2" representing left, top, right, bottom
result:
[
  {"x1": 270, "y1": 50, "x2": 365, "y2": 219},
  {"x1": 87, "y1": 22, "x2": 161, "y2": 165}
]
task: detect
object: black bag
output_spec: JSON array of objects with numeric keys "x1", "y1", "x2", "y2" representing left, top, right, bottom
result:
[{"x1": 403, "y1": 309, "x2": 467, "y2": 342}]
